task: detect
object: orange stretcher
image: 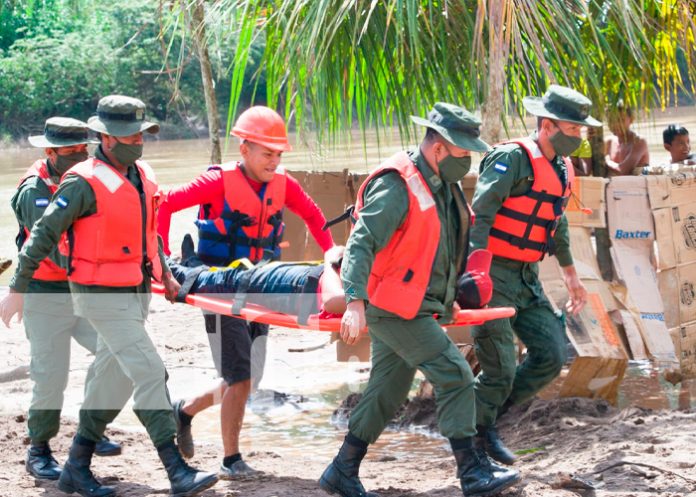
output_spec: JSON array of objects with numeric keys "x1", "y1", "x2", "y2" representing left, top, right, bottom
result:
[{"x1": 152, "y1": 282, "x2": 515, "y2": 332}]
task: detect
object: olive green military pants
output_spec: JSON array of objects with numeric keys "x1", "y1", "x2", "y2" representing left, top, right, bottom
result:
[
  {"x1": 473, "y1": 259, "x2": 566, "y2": 427},
  {"x1": 348, "y1": 310, "x2": 476, "y2": 444},
  {"x1": 23, "y1": 293, "x2": 98, "y2": 443},
  {"x1": 71, "y1": 292, "x2": 176, "y2": 447}
]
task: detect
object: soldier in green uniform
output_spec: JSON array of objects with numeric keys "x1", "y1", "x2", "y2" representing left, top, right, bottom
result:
[
  {"x1": 1, "y1": 96, "x2": 217, "y2": 497},
  {"x1": 470, "y1": 85, "x2": 600, "y2": 465},
  {"x1": 11, "y1": 118, "x2": 122, "y2": 481},
  {"x1": 319, "y1": 103, "x2": 520, "y2": 497}
]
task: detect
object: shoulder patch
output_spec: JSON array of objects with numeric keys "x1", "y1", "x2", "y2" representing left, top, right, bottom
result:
[
  {"x1": 34, "y1": 197, "x2": 50, "y2": 208},
  {"x1": 494, "y1": 162, "x2": 509, "y2": 174},
  {"x1": 55, "y1": 196, "x2": 69, "y2": 209}
]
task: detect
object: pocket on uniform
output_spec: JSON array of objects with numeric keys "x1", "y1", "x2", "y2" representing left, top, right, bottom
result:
[{"x1": 419, "y1": 342, "x2": 474, "y2": 387}]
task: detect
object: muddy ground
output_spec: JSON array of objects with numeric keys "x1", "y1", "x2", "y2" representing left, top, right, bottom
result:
[{"x1": 1, "y1": 297, "x2": 695, "y2": 497}]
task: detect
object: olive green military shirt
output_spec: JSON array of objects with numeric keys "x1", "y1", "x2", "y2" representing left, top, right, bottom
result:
[
  {"x1": 469, "y1": 135, "x2": 573, "y2": 267},
  {"x1": 341, "y1": 148, "x2": 467, "y2": 323},
  {"x1": 10, "y1": 147, "x2": 170, "y2": 293},
  {"x1": 11, "y1": 160, "x2": 70, "y2": 293}
]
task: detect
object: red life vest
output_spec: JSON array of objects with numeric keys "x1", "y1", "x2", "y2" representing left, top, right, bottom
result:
[
  {"x1": 16, "y1": 160, "x2": 67, "y2": 282},
  {"x1": 195, "y1": 162, "x2": 287, "y2": 264},
  {"x1": 487, "y1": 137, "x2": 575, "y2": 262},
  {"x1": 354, "y1": 151, "x2": 441, "y2": 319},
  {"x1": 64, "y1": 158, "x2": 163, "y2": 286}
]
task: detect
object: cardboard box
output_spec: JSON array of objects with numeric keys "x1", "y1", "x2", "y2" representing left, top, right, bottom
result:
[
  {"x1": 566, "y1": 177, "x2": 607, "y2": 228},
  {"x1": 658, "y1": 263, "x2": 696, "y2": 327},
  {"x1": 568, "y1": 226, "x2": 602, "y2": 280},
  {"x1": 541, "y1": 273, "x2": 626, "y2": 359},
  {"x1": 620, "y1": 310, "x2": 648, "y2": 360},
  {"x1": 282, "y1": 170, "x2": 368, "y2": 261},
  {"x1": 610, "y1": 240, "x2": 677, "y2": 362},
  {"x1": 446, "y1": 326, "x2": 473, "y2": 345},
  {"x1": 669, "y1": 326, "x2": 682, "y2": 359},
  {"x1": 333, "y1": 333, "x2": 372, "y2": 362},
  {"x1": 611, "y1": 241, "x2": 663, "y2": 312},
  {"x1": 606, "y1": 176, "x2": 654, "y2": 242},
  {"x1": 460, "y1": 172, "x2": 478, "y2": 204},
  {"x1": 559, "y1": 356, "x2": 628, "y2": 405},
  {"x1": 672, "y1": 322, "x2": 696, "y2": 378},
  {"x1": 657, "y1": 267, "x2": 680, "y2": 329},
  {"x1": 652, "y1": 203, "x2": 696, "y2": 269},
  {"x1": 646, "y1": 172, "x2": 696, "y2": 210}
]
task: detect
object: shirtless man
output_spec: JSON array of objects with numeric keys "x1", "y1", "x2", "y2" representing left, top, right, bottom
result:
[{"x1": 604, "y1": 102, "x2": 650, "y2": 176}]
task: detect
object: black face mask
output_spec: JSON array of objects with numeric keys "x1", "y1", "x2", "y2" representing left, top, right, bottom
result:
[
  {"x1": 53, "y1": 151, "x2": 89, "y2": 176},
  {"x1": 109, "y1": 140, "x2": 143, "y2": 167},
  {"x1": 549, "y1": 123, "x2": 582, "y2": 157}
]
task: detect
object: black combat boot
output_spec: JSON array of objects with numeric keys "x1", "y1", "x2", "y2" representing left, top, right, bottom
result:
[
  {"x1": 157, "y1": 440, "x2": 218, "y2": 497},
  {"x1": 26, "y1": 441, "x2": 62, "y2": 480},
  {"x1": 452, "y1": 438, "x2": 520, "y2": 497},
  {"x1": 57, "y1": 435, "x2": 116, "y2": 497},
  {"x1": 94, "y1": 436, "x2": 122, "y2": 457},
  {"x1": 319, "y1": 434, "x2": 379, "y2": 497},
  {"x1": 475, "y1": 425, "x2": 517, "y2": 466}
]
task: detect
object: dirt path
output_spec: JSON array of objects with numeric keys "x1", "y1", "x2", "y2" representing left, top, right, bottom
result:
[{"x1": 0, "y1": 297, "x2": 694, "y2": 497}]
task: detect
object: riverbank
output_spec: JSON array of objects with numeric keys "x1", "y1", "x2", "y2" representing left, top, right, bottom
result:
[{"x1": 1, "y1": 296, "x2": 695, "y2": 497}]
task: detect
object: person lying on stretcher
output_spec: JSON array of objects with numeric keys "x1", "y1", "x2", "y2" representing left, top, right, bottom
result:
[{"x1": 168, "y1": 234, "x2": 494, "y2": 320}]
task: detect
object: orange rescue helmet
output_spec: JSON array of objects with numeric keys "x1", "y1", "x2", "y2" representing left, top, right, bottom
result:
[{"x1": 231, "y1": 106, "x2": 292, "y2": 152}]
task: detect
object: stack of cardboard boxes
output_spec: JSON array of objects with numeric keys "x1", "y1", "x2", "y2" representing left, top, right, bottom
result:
[{"x1": 280, "y1": 170, "x2": 691, "y2": 390}]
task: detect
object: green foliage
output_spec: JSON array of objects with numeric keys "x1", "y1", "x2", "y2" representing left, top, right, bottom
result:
[
  {"x1": 0, "y1": 0, "x2": 264, "y2": 140},
  {"x1": 209, "y1": 0, "x2": 696, "y2": 143}
]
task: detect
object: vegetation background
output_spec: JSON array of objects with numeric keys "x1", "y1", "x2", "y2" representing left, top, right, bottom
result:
[
  {"x1": 0, "y1": 0, "x2": 265, "y2": 143},
  {"x1": 1, "y1": 0, "x2": 695, "y2": 163}
]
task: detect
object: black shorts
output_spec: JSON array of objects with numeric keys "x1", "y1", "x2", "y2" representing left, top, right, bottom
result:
[{"x1": 204, "y1": 313, "x2": 269, "y2": 386}]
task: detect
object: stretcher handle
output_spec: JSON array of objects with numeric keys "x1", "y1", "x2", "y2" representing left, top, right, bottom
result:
[{"x1": 151, "y1": 282, "x2": 515, "y2": 332}]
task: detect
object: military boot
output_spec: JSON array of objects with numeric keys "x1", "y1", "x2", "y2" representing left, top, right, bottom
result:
[
  {"x1": 454, "y1": 443, "x2": 520, "y2": 497},
  {"x1": 94, "y1": 436, "x2": 122, "y2": 457},
  {"x1": 57, "y1": 436, "x2": 116, "y2": 497},
  {"x1": 157, "y1": 441, "x2": 218, "y2": 497},
  {"x1": 26, "y1": 441, "x2": 61, "y2": 480},
  {"x1": 319, "y1": 436, "x2": 379, "y2": 497},
  {"x1": 475, "y1": 425, "x2": 516, "y2": 466}
]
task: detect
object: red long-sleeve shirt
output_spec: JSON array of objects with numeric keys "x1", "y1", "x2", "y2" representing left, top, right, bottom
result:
[{"x1": 157, "y1": 164, "x2": 334, "y2": 256}]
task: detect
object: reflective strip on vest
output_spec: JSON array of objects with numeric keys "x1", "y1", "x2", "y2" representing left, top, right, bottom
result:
[
  {"x1": 65, "y1": 158, "x2": 163, "y2": 286},
  {"x1": 354, "y1": 151, "x2": 440, "y2": 319}
]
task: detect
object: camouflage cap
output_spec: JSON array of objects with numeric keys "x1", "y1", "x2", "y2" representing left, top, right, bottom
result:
[
  {"x1": 28, "y1": 117, "x2": 98, "y2": 148},
  {"x1": 523, "y1": 84, "x2": 602, "y2": 127},
  {"x1": 87, "y1": 95, "x2": 160, "y2": 137},
  {"x1": 410, "y1": 102, "x2": 491, "y2": 153}
]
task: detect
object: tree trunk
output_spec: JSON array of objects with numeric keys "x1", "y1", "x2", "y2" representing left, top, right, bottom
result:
[
  {"x1": 480, "y1": 0, "x2": 508, "y2": 144},
  {"x1": 188, "y1": 0, "x2": 221, "y2": 164},
  {"x1": 588, "y1": 125, "x2": 606, "y2": 178}
]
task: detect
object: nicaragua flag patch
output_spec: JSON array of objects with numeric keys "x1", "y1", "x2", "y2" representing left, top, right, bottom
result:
[
  {"x1": 55, "y1": 196, "x2": 69, "y2": 209},
  {"x1": 34, "y1": 197, "x2": 50, "y2": 208},
  {"x1": 493, "y1": 162, "x2": 509, "y2": 174}
]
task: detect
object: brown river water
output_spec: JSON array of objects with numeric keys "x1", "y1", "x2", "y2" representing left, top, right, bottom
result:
[{"x1": 0, "y1": 109, "x2": 694, "y2": 459}]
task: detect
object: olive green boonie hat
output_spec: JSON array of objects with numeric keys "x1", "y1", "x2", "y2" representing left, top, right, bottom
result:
[
  {"x1": 410, "y1": 102, "x2": 491, "y2": 153},
  {"x1": 28, "y1": 117, "x2": 98, "y2": 148},
  {"x1": 523, "y1": 84, "x2": 602, "y2": 127},
  {"x1": 87, "y1": 95, "x2": 160, "y2": 137}
]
